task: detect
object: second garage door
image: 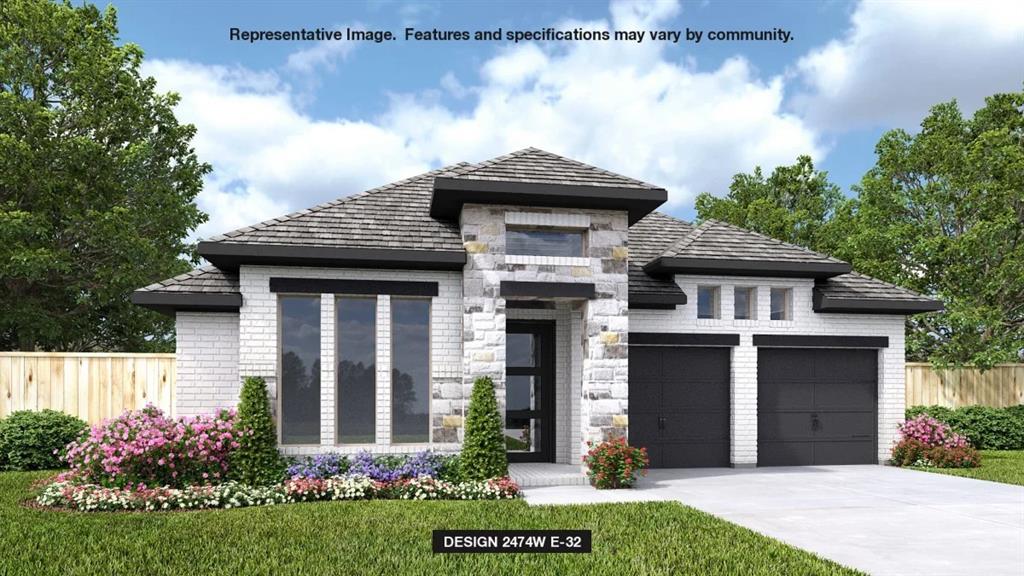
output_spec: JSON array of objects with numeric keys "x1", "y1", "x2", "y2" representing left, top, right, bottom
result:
[
  {"x1": 629, "y1": 346, "x2": 730, "y2": 468},
  {"x1": 758, "y1": 348, "x2": 878, "y2": 466}
]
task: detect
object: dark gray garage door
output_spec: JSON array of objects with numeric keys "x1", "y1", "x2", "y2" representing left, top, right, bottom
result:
[
  {"x1": 758, "y1": 348, "x2": 877, "y2": 466},
  {"x1": 629, "y1": 347, "x2": 730, "y2": 468}
]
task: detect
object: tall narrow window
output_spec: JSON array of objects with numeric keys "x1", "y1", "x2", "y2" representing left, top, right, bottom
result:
[
  {"x1": 337, "y1": 297, "x2": 376, "y2": 444},
  {"x1": 391, "y1": 298, "x2": 430, "y2": 443},
  {"x1": 280, "y1": 296, "x2": 321, "y2": 445},
  {"x1": 697, "y1": 286, "x2": 720, "y2": 319},
  {"x1": 734, "y1": 287, "x2": 756, "y2": 320},
  {"x1": 770, "y1": 288, "x2": 793, "y2": 320}
]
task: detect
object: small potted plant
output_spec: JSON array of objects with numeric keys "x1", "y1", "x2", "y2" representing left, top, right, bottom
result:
[{"x1": 583, "y1": 437, "x2": 649, "y2": 489}]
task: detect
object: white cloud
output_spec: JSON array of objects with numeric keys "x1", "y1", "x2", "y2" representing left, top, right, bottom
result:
[
  {"x1": 285, "y1": 25, "x2": 359, "y2": 74},
  {"x1": 793, "y1": 0, "x2": 1024, "y2": 131},
  {"x1": 145, "y1": 0, "x2": 827, "y2": 238}
]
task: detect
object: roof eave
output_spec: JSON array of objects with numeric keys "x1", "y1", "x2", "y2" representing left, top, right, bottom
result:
[
  {"x1": 812, "y1": 290, "x2": 944, "y2": 315},
  {"x1": 430, "y1": 176, "x2": 666, "y2": 225},
  {"x1": 130, "y1": 291, "x2": 242, "y2": 317},
  {"x1": 644, "y1": 256, "x2": 851, "y2": 278},
  {"x1": 628, "y1": 291, "x2": 688, "y2": 307},
  {"x1": 197, "y1": 242, "x2": 467, "y2": 272}
]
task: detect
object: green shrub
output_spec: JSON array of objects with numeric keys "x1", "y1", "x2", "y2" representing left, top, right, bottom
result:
[
  {"x1": 906, "y1": 404, "x2": 1024, "y2": 450},
  {"x1": 436, "y1": 453, "x2": 464, "y2": 483},
  {"x1": 0, "y1": 409, "x2": 87, "y2": 471},
  {"x1": 461, "y1": 376, "x2": 507, "y2": 480},
  {"x1": 229, "y1": 376, "x2": 285, "y2": 485}
]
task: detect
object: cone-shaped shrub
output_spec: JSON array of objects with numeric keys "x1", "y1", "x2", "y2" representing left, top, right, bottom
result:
[
  {"x1": 461, "y1": 376, "x2": 507, "y2": 480},
  {"x1": 230, "y1": 376, "x2": 285, "y2": 485}
]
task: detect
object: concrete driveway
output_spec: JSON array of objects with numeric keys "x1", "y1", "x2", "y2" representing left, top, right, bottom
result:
[{"x1": 522, "y1": 465, "x2": 1024, "y2": 576}]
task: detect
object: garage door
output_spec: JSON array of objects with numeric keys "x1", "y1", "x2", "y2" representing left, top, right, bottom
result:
[
  {"x1": 758, "y1": 348, "x2": 877, "y2": 466},
  {"x1": 629, "y1": 347, "x2": 730, "y2": 468}
]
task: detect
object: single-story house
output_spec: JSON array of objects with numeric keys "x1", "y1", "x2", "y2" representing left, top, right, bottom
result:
[{"x1": 132, "y1": 148, "x2": 941, "y2": 468}]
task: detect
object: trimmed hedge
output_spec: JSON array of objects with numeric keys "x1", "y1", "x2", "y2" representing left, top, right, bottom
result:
[
  {"x1": 0, "y1": 410, "x2": 87, "y2": 471},
  {"x1": 906, "y1": 405, "x2": 1024, "y2": 450},
  {"x1": 229, "y1": 376, "x2": 286, "y2": 485},
  {"x1": 461, "y1": 376, "x2": 507, "y2": 480}
]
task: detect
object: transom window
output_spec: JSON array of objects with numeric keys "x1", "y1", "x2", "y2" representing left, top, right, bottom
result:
[
  {"x1": 734, "y1": 287, "x2": 757, "y2": 320},
  {"x1": 697, "y1": 286, "x2": 721, "y2": 319},
  {"x1": 770, "y1": 288, "x2": 793, "y2": 320},
  {"x1": 506, "y1": 227, "x2": 584, "y2": 258}
]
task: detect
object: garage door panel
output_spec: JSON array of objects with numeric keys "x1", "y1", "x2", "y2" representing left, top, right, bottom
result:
[
  {"x1": 662, "y1": 411, "x2": 729, "y2": 441},
  {"x1": 661, "y1": 381, "x2": 729, "y2": 411},
  {"x1": 812, "y1": 441, "x2": 875, "y2": 465},
  {"x1": 660, "y1": 441, "x2": 730, "y2": 468},
  {"x1": 630, "y1": 347, "x2": 663, "y2": 381},
  {"x1": 758, "y1": 348, "x2": 878, "y2": 466},
  {"x1": 759, "y1": 412, "x2": 814, "y2": 441},
  {"x1": 758, "y1": 381, "x2": 815, "y2": 411},
  {"x1": 759, "y1": 441, "x2": 813, "y2": 467}
]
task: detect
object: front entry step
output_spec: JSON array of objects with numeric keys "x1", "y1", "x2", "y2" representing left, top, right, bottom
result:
[{"x1": 509, "y1": 463, "x2": 588, "y2": 487}]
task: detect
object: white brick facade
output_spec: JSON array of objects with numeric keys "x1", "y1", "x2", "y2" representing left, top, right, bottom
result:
[
  {"x1": 174, "y1": 312, "x2": 239, "y2": 417},
  {"x1": 631, "y1": 274, "x2": 906, "y2": 464}
]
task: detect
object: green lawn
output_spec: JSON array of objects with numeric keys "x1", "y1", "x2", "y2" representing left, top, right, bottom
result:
[
  {"x1": 0, "y1": 471, "x2": 860, "y2": 576},
  {"x1": 911, "y1": 450, "x2": 1024, "y2": 486}
]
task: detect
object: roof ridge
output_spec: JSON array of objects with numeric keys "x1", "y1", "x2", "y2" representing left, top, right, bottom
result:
[
  {"x1": 451, "y1": 147, "x2": 662, "y2": 189},
  {"x1": 663, "y1": 220, "x2": 713, "y2": 256},
  {"x1": 647, "y1": 210, "x2": 693, "y2": 227},
  {"x1": 702, "y1": 219, "x2": 848, "y2": 264},
  {"x1": 138, "y1": 264, "x2": 226, "y2": 292},
  {"x1": 842, "y1": 271, "x2": 923, "y2": 296},
  {"x1": 206, "y1": 161, "x2": 472, "y2": 242}
]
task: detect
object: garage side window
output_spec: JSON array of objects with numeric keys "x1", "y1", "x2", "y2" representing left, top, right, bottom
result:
[
  {"x1": 770, "y1": 288, "x2": 792, "y2": 320},
  {"x1": 697, "y1": 286, "x2": 720, "y2": 319},
  {"x1": 280, "y1": 295, "x2": 321, "y2": 445}
]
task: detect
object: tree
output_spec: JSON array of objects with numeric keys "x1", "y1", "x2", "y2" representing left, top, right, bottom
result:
[
  {"x1": 831, "y1": 91, "x2": 1024, "y2": 368},
  {"x1": 0, "y1": 0, "x2": 209, "y2": 351},
  {"x1": 461, "y1": 376, "x2": 507, "y2": 480},
  {"x1": 694, "y1": 155, "x2": 844, "y2": 252}
]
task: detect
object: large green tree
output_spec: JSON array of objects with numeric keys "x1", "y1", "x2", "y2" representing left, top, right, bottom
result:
[
  {"x1": 694, "y1": 155, "x2": 843, "y2": 252},
  {"x1": 0, "y1": 0, "x2": 209, "y2": 351},
  {"x1": 831, "y1": 92, "x2": 1024, "y2": 368}
]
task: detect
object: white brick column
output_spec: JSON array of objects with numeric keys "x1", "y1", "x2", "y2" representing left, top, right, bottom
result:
[{"x1": 731, "y1": 335, "x2": 758, "y2": 466}]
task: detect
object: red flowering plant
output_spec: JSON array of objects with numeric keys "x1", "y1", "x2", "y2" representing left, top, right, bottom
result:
[
  {"x1": 891, "y1": 414, "x2": 980, "y2": 469},
  {"x1": 583, "y1": 437, "x2": 649, "y2": 489}
]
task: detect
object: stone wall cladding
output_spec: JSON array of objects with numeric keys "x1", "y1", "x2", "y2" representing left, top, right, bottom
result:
[
  {"x1": 174, "y1": 312, "x2": 239, "y2": 416},
  {"x1": 237, "y1": 265, "x2": 462, "y2": 456},
  {"x1": 630, "y1": 275, "x2": 906, "y2": 465},
  {"x1": 461, "y1": 204, "x2": 629, "y2": 465}
]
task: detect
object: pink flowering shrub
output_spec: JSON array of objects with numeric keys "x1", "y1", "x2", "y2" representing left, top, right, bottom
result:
[
  {"x1": 892, "y1": 415, "x2": 979, "y2": 468},
  {"x1": 63, "y1": 405, "x2": 242, "y2": 488}
]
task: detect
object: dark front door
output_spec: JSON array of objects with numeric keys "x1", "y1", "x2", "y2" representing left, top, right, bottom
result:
[
  {"x1": 505, "y1": 321, "x2": 556, "y2": 463},
  {"x1": 758, "y1": 348, "x2": 878, "y2": 466},
  {"x1": 629, "y1": 346, "x2": 731, "y2": 468}
]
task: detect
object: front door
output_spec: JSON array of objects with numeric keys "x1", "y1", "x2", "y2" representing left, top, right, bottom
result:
[{"x1": 505, "y1": 321, "x2": 556, "y2": 463}]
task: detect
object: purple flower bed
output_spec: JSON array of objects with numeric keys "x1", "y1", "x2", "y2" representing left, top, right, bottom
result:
[
  {"x1": 286, "y1": 453, "x2": 348, "y2": 479},
  {"x1": 288, "y1": 450, "x2": 447, "y2": 481}
]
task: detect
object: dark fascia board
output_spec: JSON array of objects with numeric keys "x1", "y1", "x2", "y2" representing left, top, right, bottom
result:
[
  {"x1": 645, "y1": 256, "x2": 851, "y2": 279},
  {"x1": 198, "y1": 241, "x2": 467, "y2": 272},
  {"x1": 628, "y1": 292, "x2": 688, "y2": 306},
  {"x1": 753, "y1": 334, "x2": 888, "y2": 349},
  {"x1": 630, "y1": 332, "x2": 740, "y2": 347},
  {"x1": 500, "y1": 281, "x2": 595, "y2": 299},
  {"x1": 270, "y1": 277, "x2": 438, "y2": 297},
  {"x1": 431, "y1": 176, "x2": 667, "y2": 225},
  {"x1": 130, "y1": 291, "x2": 242, "y2": 317},
  {"x1": 813, "y1": 289, "x2": 944, "y2": 315}
]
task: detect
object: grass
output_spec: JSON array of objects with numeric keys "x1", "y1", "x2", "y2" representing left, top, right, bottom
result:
[
  {"x1": 0, "y1": 471, "x2": 861, "y2": 576},
  {"x1": 911, "y1": 450, "x2": 1024, "y2": 486}
]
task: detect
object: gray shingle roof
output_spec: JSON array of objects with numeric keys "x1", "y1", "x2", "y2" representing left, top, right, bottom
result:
[
  {"x1": 442, "y1": 147, "x2": 661, "y2": 190},
  {"x1": 816, "y1": 272, "x2": 936, "y2": 303},
  {"x1": 136, "y1": 265, "x2": 239, "y2": 295},
  {"x1": 203, "y1": 164, "x2": 469, "y2": 251},
  {"x1": 628, "y1": 212, "x2": 694, "y2": 299},
  {"x1": 660, "y1": 219, "x2": 848, "y2": 265}
]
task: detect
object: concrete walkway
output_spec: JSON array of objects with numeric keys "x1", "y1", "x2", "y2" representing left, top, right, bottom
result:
[{"x1": 521, "y1": 465, "x2": 1024, "y2": 576}]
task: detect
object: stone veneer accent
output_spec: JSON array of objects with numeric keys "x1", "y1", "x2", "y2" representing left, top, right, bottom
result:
[{"x1": 460, "y1": 204, "x2": 629, "y2": 463}]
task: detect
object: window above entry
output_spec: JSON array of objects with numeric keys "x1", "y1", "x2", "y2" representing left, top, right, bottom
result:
[{"x1": 506, "y1": 227, "x2": 585, "y2": 258}]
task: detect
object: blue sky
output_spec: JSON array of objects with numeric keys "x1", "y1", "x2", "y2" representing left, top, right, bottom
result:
[{"x1": 111, "y1": 0, "x2": 1023, "y2": 238}]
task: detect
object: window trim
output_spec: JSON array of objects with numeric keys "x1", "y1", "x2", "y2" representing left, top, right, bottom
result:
[
  {"x1": 389, "y1": 296, "x2": 432, "y2": 445},
  {"x1": 505, "y1": 225, "x2": 587, "y2": 259},
  {"x1": 335, "y1": 295, "x2": 378, "y2": 446},
  {"x1": 697, "y1": 285, "x2": 721, "y2": 320},
  {"x1": 277, "y1": 293, "x2": 323, "y2": 447},
  {"x1": 770, "y1": 287, "x2": 793, "y2": 321},
  {"x1": 734, "y1": 286, "x2": 757, "y2": 320}
]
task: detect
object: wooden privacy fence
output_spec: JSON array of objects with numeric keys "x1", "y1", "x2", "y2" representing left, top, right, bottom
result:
[
  {"x1": 0, "y1": 352, "x2": 175, "y2": 423},
  {"x1": 906, "y1": 362, "x2": 1024, "y2": 408}
]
